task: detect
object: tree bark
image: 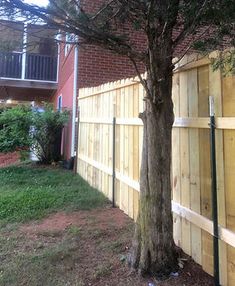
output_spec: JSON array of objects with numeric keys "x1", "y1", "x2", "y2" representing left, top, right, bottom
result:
[{"x1": 129, "y1": 64, "x2": 177, "y2": 277}]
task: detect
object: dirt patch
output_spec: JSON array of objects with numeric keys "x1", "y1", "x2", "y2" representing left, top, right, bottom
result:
[
  {"x1": 20, "y1": 207, "x2": 129, "y2": 235},
  {"x1": 1, "y1": 206, "x2": 213, "y2": 286}
]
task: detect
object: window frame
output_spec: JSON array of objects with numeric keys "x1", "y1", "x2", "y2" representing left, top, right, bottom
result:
[
  {"x1": 64, "y1": 33, "x2": 75, "y2": 57},
  {"x1": 58, "y1": 94, "x2": 63, "y2": 112}
]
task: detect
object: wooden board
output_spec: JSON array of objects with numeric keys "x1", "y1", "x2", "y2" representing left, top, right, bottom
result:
[
  {"x1": 223, "y1": 75, "x2": 235, "y2": 286},
  {"x1": 188, "y1": 68, "x2": 202, "y2": 265},
  {"x1": 179, "y1": 69, "x2": 191, "y2": 256},
  {"x1": 123, "y1": 86, "x2": 129, "y2": 214},
  {"x1": 198, "y1": 65, "x2": 213, "y2": 276},
  {"x1": 128, "y1": 85, "x2": 134, "y2": 218},
  {"x1": 172, "y1": 73, "x2": 182, "y2": 247},
  {"x1": 115, "y1": 89, "x2": 121, "y2": 206},
  {"x1": 209, "y1": 66, "x2": 227, "y2": 285}
]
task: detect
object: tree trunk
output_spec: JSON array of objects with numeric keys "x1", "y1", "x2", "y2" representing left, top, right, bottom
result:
[{"x1": 129, "y1": 67, "x2": 177, "y2": 277}]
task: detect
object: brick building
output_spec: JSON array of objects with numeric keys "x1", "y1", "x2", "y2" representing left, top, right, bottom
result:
[{"x1": 52, "y1": 0, "x2": 146, "y2": 162}]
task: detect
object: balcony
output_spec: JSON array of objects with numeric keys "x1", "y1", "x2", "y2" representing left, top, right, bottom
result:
[
  {"x1": 0, "y1": 52, "x2": 58, "y2": 103},
  {"x1": 0, "y1": 21, "x2": 58, "y2": 103},
  {"x1": 0, "y1": 52, "x2": 57, "y2": 82}
]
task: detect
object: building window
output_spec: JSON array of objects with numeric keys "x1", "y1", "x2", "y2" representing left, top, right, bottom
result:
[
  {"x1": 65, "y1": 33, "x2": 75, "y2": 57},
  {"x1": 58, "y1": 95, "x2": 62, "y2": 112}
]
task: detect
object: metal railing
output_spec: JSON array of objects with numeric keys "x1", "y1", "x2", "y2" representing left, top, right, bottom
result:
[
  {"x1": 0, "y1": 52, "x2": 57, "y2": 82},
  {"x1": 0, "y1": 52, "x2": 22, "y2": 79}
]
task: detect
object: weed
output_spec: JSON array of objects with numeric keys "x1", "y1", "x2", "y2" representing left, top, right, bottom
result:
[{"x1": 67, "y1": 225, "x2": 81, "y2": 236}]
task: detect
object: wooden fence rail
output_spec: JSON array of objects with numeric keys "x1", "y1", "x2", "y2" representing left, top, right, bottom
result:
[{"x1": 77, "y1": 56, "x2": 235, "y2": 286}]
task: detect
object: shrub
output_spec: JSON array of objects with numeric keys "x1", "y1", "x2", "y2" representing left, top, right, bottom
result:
[
  {"x1": 31, "y1": 105, "x2": 70, "y2": 164},
  {"x1": 0, "y1": 105, "x2": 32, "y2": 153},
  {"x1": 0, "y1": 104, "x2": 70, "y2": 164}
]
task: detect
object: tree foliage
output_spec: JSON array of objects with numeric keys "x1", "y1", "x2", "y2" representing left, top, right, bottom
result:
[
  {"x1": 0, "y1": 0, "x2": 234, "y2": 69},
  {"x1": 211, "y1": 50, "x2": 235, "y2": 76}
]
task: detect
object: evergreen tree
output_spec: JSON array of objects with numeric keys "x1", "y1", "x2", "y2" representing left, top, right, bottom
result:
[{"x1": 1, "y1": 0, "x2": 234, "y2": 277}]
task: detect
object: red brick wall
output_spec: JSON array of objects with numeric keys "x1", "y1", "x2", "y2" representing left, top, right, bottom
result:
[
  {"x1": 0, "y1": 152, "x2": 20, "y2": 168},
  {"x1": 78, "y1": 45, "x2": 145, "y2": 88},
  {"x1": 78, "y1": 0, "x2": 146, "y2": 88}
]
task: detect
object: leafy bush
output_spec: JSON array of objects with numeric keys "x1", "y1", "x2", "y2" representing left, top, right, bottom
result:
[
  {"x1": 31, "y1": 105, "x2": 70, "y2": 164},
  {"x1": 0, "y1": 104, "x2": 70, "y2": 164},
  {"x1": 0, "y1": 105, "x2": 32, "y2": 153}
]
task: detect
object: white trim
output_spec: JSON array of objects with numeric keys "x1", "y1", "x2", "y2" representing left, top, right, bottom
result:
[
  {"x1": 58, "y1": 94, "x2": 62, "y2": 111},
  {"x1": 65, "y1": 33, "x2": 74, "y2": 57},
  {"x1": 21, "y1": 23, "x2": 27, "y2": 80},
  {"x1": 0, "y1": 77, "x2": 58, "y2": 84},
  {"x1": 65, "y1": 34, "x2": 68, "y2": 56},
  {"x1": 56, "y1": 35, "x2": 61, "y2": 83},
  {"x1": 71, "y1": 41, "x2": 79, "y2": 158}
]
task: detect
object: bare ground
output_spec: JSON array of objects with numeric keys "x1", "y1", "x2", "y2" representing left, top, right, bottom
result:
[{"x1": 0, "y1": 206, "x2": 214, "y2": 286}]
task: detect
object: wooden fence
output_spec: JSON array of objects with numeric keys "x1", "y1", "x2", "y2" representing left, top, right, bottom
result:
[{"x1": 77, "y1": 55, "x2": 235, "y2": 286}]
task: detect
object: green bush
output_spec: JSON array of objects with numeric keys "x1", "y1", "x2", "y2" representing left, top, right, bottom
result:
[
  {"x1": 0, "y1": 104, "x2": 70, "y2": 164},
  {"x1": 0, "y1": 105, "x2": 32, "y2": 153},
  {"x1": 31, "y1": 105, "x2": 70, "y2": 164}
]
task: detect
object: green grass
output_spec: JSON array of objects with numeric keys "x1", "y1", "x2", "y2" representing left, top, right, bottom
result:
[{"x1": 0, "y1": 164, "x2": 108, "y2": 224}]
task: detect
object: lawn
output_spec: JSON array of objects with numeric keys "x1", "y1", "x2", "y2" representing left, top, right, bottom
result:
[
  {"x1": 0, "y1": 164, "x2": 107, "y2": 225},
  {"x1": 0, "y1": 165, "x2": 214, "y2": 286}
]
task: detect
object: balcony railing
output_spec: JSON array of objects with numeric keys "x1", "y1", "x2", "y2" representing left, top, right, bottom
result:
[
  {"x1": 0, "y1": 52, "x2": 57, "y2": 82},
  {"x1": 0, "y1": 52, "x2": 22, "y2": 79}
]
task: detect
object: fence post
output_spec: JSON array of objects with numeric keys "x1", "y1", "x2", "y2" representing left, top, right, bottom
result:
[
  {"x1": 112, "y1": 116, "x2": 116, "y2": 207},
  {"x1": 209, "y1": 96, "x2": 220, "y2": 286}
]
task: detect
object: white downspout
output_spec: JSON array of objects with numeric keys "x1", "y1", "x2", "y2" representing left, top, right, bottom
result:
[
  {"x1": 21, "y1": 23, "x2": 27, "y2": 80},
  {"x1": 71, "y1": 40, "x2": 79, "y2": 158},
  {"x1": 55, "y1": 32, "x2": 62, "y2": 83}
]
